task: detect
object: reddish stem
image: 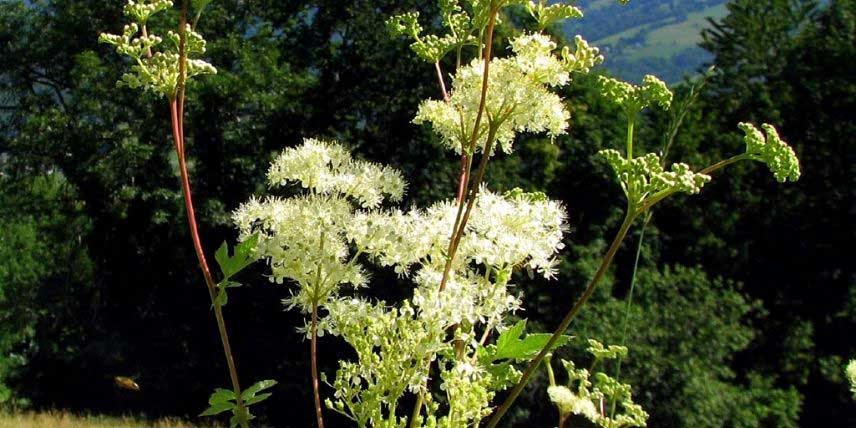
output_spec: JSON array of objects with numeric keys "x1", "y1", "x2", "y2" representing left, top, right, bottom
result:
[
  {"x1": 169, "y1": 99, "x2": 248, "y2": 428},
  {"x1": 310, "y1": 302, "x2": 325, "y2": 428}
]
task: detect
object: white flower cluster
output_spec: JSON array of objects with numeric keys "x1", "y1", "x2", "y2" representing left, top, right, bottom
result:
[
  {"x1": 346, "y1": 187, "x2": 567, "y2": 280},
  {"x1": 548, "y1": 385, "x2": 599, "y2": 421},
  {"x1": 232, "y1": 194, "x2": 366, "y2": 312},
  {"x1": 267, "y1": 138, "x2": 405, "y2": 208},
  {"x1": 599, "y1": 149, "x2": 711, "y2": 205},
  {"x1": 738, "y1": 122, "x2": 801, "y2": 183},
  {"x1": 414, "y1": 33, "x2": 586, "y2": 156},
  {"x1": 412, "y1": 267, "x2": 521, "y2": 331},
  {"x1": 233, "y1": 139, "x2": 409, "y2": 312},
  {"x1": 235, "y1": 136, "x2": 570, "y2": 426}
]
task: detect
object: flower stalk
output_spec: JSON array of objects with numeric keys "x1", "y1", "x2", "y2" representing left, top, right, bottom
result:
[{"x1": 170, "y1": 2, "x2": 247, "y2": 426}]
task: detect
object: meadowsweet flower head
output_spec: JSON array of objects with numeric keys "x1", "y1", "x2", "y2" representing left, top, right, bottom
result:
[
  {"x1": 232, "y1": 194, "x2": 365, "y2": 311},
  {"x1": 510, "y1": 33, "x2": 569, "y2": 86},
  {"x1": 412, "y1": 267, "x2": 521, "y2": 329},
  {"x1": 267, "y1": 139, "x2": 406, "y2": 208},
  {"x1": 738, "y1": 122, "x2": 801, "y2": 183},
  {"x1": 324, "y1": 298, "x2": 445, "y2": 425},
  {"x1": 461, "y1": 188, "x2": 567, "y2": 278},
  {"x1": 414, "y1": 33, "x2": 579, "y2": 155}
]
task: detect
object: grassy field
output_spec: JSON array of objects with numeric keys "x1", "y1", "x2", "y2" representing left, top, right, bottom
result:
[
  {"x1": 0, "y1": 411, "x2": 221, "y2": 428},
  {"x1": 627, "y1": 3, "x2": 729, "y2": 61},
  {"x1": 567, "y1": 0, "x2": 729, "y2": 82}
]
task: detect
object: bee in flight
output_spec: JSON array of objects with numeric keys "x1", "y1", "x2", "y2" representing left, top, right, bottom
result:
[{"x1": 114, "y1": 376, "x2": 140, "y2": 391}]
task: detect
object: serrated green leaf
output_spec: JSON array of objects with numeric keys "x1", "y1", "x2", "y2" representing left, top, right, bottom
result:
[
  {"x1": 208, "y1": 388, "x2": 236, "y2": 405},
  {"x1": 483, "y1": 320, "x2": 571, "y2": 362},
  {"x1": 244, "y1": 392, "x2": 272, "y2": 406},
  {"x1": 242, "y1": 379, "x2": 277, "y2": 400},
  {"x1": 495, "y1": 320, "x2": 526, "y2": 355},
  {"x1": 215, "y1": 235, "x2": 259, "y2": 281},
  {"x1": 200, "y1": 401, "x2": 234, "y2": 416}
]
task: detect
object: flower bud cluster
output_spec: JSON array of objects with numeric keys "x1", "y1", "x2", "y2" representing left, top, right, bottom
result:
[
  {"x1": 525, "y1": 0, "x2": 584, "y2": 30},
  {"x1": 738, "y1": 122, "x2": 801, "y2": 183},
  {"x1": 323, "y1": 298, "x2": 445, "y2": 426},
  {"x1": 598, "y1": 74, "x2": 673, "y2": 116},
  {"x1": 599, "y1": 149, "x2": 711, "y2": 205},
  {"x1": 123, "y1": 0, "x2": 172, "y2": 24},
  {"x1": 99, "y1": 0, "x2": 216, "y2": 98}
]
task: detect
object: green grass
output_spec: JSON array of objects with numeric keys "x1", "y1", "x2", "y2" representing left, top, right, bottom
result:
[{"x1": 0, "y1": 411, "x2": 222, "y2": 428}]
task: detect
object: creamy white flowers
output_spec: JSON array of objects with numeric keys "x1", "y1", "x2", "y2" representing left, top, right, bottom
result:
[
  {"x1": 346, "y1": 187, "x2": 567, "y2": 279},
  {"x1": 233, "y1": 137, "x2": 570, "y2": 426},
  {"x1": 267, "y1": 138, "x2": 405, "y2": 208},
  {"x1": 233, "y1": 139, "x2": 407, "y2": 312},
  {"x1": 413, "y1": 32, "x2": 598, "y2": 156}
]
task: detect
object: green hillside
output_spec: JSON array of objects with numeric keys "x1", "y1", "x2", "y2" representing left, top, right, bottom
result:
[{"x1": 566, "y1": 0, "x2": 729, "y2": 83}]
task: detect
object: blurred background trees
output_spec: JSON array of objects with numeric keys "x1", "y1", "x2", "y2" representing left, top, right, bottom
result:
[{"x1": 0, "y1": 0, "x2": 853, "y2": 426}]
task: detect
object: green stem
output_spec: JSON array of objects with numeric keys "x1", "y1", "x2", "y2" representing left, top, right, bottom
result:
[
  {"x1": 610, "y1": 212, "x2": 651, "y2": 418},
  {"x1": 485, "y1": 210, "x2": 638, "y2": 428},
  {"x1": 626, "y1": 116, "x2": 636, "y2": 159},
  {"x1": 545, "y1": 354, "x2": 556, "y2": 387}
]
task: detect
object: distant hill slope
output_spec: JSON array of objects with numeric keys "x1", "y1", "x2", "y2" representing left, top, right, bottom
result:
[{"x1": 565, "y1": 0, "x2": 728, "y2": 83}]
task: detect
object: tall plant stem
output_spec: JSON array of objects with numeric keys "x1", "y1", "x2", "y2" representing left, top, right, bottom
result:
[
  {"x1": 485, "y1": 211, "x2": 638, "y2": 428},
  {"x1": 170, "y1": 3, "x2": 247, "y2": 424},
  {"x1": 310, "y1": 300, "x2": 325, "y2": 428},
  {"x1": 409, "y1": 7, "x2": 498, "y2": 426},
  {"x1": 169, "y1": 100, "x2": 248, "y2": 428}
]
